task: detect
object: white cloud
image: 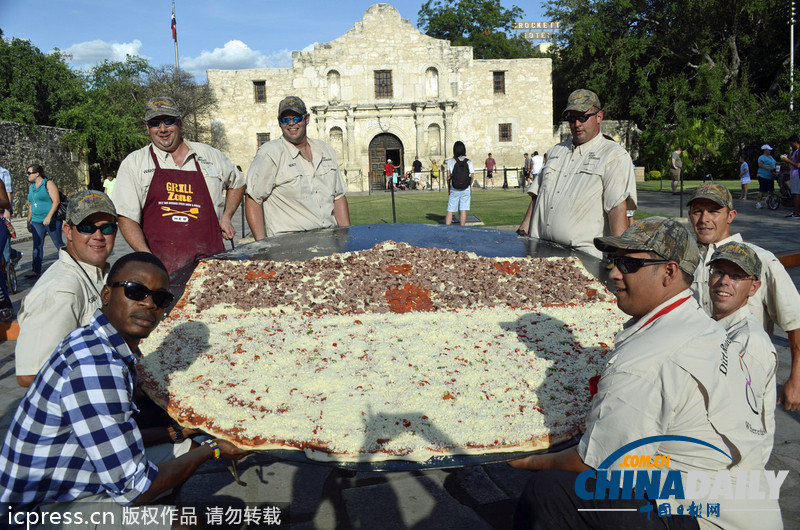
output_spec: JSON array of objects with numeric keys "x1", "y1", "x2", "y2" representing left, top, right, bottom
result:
[
  {"x1": 62, "y1": 39, "x2": 148, "y2": 66},
  {"x1": 182, "y1": 40, "x2": 293, "y2": 79}
]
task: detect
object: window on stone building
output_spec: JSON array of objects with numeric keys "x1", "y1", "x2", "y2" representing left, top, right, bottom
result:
[
  {"x1": 493, "y1": 72, "x2": 505, "y2": 94},
  {"x1": 425, "y1": 67, "x2": 439, "y2": 98},
  {"x1": 253, "y1": 81, "x2": 266, "y2": 103},
  {"x1": 499, "y1": 123, "x2": 512, "y2": 142},
  {"x1": 257, "y1": 133, "x2": 270, "y2": 147},
  {"x1": 374, "y1": 70, "x2": 393, "y2": 99}
]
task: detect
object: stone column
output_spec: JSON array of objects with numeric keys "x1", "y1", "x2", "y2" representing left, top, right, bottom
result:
[
  {"x1": 443, "y1": 105, "x2": 454, "y2": 156},
  {"x1": 316, "y1": 112, "x2": 326, "y2": 140},
  {"x1": 414, "y1": 105, "x2": 423, "y2": 157},
  {"x1": 346, "y1": 107, "x2": 356, "y2": 164}
]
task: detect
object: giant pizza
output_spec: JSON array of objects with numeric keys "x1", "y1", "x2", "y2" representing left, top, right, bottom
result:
[{"x1": 138, "y1": 241, "x2": 626, "y2": 463}]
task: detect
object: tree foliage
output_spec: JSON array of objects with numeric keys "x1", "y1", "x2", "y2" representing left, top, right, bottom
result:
[
  {"x1": 56, "y1": 59, "x2": 219, "y2": 172},
  {"x1": 418, "y1": 0, "x2": 536, "y2": 59},
  {"x1": 546, "y1": 0, "x2": 800, "y2": 176},
  {"x1": 0, "y1": 37, "x2": 82, "y2": 126}
]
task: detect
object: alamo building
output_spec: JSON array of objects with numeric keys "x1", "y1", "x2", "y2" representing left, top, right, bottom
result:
[{"x1": 207, "y1": 3, "x2": 554, "y2": 191}]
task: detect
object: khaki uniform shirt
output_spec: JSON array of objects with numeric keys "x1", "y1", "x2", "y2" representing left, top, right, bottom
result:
[
  {"x1": 692, "y1": 233, "x2": 800, "y2": 335},
  {"x1": 578, "y1": 291, "x2": 781, "y2": 529},
  {"x1": 247, "y1": 136, "x2": 347, "y2": 238},
  {"x1": 527, "y1": 134, "x2": 637, "y2": 258},
  {"x1": 15, "y1": 249, "x2": 105, "y2": 377},
  {"x1": 113, "y1": 141, "x2": 245, "y2": 224},
  {"x1": 718, "y1": 306, "x2": 777, "y2": 468}
]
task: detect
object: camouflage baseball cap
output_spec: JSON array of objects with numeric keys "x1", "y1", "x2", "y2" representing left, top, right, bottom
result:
[
  {"x1": 564, "y1": 89, "x2": 601, "y2": 114},
  {"x1": 594, "y1": 216, "x2": 700, "y2": 275},
  {"x1": 66, "y1": 190, "x2": 118, "y2": 225},
  {"x1": 687, "y1": 182, "x2": 733, "y2": 209},
  {"x1": 278, "y1": 96, "x2": 307, "y2": 117},
  {"x1": 144, "y1": 97, "x2": 181, "y2": 120},
  {"x1": 709, "y1": 241, "x2": 762, "y2": 278}
]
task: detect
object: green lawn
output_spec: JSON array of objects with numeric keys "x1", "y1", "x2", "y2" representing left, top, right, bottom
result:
[
  {"x1": 347, "y1": 187, "x2": 665, "y2": 226},
  {"x1": 348, "y1": 189, "x2": 532, "y2": 226},
  {"x1": 637, "y1": 179, "x2": 742, "y2": 194}
]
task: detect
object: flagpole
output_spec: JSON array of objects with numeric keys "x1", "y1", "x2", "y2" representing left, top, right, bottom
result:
[{"x1": 172, "y1": 1, "x2": 180, "y2": 80}]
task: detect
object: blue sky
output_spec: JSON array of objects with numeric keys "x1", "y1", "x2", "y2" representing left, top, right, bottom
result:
[{"x1": 0, "y1": 0, "x2": 548, "y2": 81}]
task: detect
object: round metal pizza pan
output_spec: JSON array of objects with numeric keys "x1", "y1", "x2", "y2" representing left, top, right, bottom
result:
[{"x1": 255, "y1": 438, "x2": 579, "y2": 472}]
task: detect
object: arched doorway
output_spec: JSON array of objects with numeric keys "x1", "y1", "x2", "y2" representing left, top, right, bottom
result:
[{"x1": 368, "y1": 133, "x2": 404, "y2": 189}]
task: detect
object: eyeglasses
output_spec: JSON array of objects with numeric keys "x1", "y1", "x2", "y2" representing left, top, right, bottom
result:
[
  {"x1": 74, "y1": 222, "x2": 117, "y2": 235},
  {"x1": 26, "y1": 170, "x2": 37, "y2": 175},
  {"x1": 564, "y1": 110, "x2": 600, "y2": 124},
  {"x1": 109, "y1": 280, "x2": 174, "y2": 308},
  {"x1": 709, "y1": 269, "x2": 755, "y2": 282},
  {"x1": 146, "y1": 116, "x2": 180, "y2": 128},
  {"x1": 279, "y1": 115, "x2": 306, "y2": 125},
  {"x1": 607, "y1": 255, "x2": 671, "y2": 274}
]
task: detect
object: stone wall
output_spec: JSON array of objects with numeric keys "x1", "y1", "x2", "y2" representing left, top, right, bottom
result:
[
  {"x1": 0, "y1": 121, "x2": 88, "y2": 215},
  {"x1": 205, "y1": 3, "x2": 555, "y2": 191}
]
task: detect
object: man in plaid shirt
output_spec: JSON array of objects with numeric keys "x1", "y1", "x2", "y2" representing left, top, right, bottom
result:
[{"x1": 0, "y1": 252, "x2": 246, "y2": 524}]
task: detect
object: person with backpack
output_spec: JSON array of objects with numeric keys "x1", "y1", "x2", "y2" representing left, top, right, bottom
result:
[
  {"x1": 25, "y1": 164, "x2": 64, "y2": 278},
  {"x1": 445, "y1": 141, "x2": 474, "y2": 226}
]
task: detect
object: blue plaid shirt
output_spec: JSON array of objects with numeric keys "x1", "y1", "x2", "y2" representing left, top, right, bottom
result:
[{"x1": 0, "y1": 310, "x2": 158, "y2": 511}]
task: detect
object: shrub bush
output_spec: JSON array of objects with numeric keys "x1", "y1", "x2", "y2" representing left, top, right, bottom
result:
[{"x1": 646, "y1": 170, "x2": 663, "y2": 181}]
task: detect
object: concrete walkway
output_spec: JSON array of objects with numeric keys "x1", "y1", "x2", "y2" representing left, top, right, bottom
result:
[{"x1": 0, "y1": 189, "x2": 798, "y2": 529}]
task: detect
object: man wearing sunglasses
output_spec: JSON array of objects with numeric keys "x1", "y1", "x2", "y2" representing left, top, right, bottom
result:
[
  {"x1": 687, "y1": 182, "x2": 800, "y2": 411},
  {"x1": 707, "y1": 242, "x2": 777, "y2": 468},
  {"x1": 113, "y1": 97, "x2": 246, "y2": 274},
  {"x1": 0, "y1": 252, "x2": 248, "y2": 523},
  {"x1": 516, "y1": 89, "x2": 637, "y2": 258},
  {"x1": 512, "y1": 217, "x2": 781, "y2": 529},
  {"x1": 245, "y1": 95, "x2": 350, "y2": 239},
  {"x1": 15, "y1": 190, "x2": 118, "y2": 387}
]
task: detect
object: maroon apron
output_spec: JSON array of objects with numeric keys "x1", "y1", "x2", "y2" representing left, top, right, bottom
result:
[{"x1": 142, "y1": 146, "x2": 224, "y2": 274}]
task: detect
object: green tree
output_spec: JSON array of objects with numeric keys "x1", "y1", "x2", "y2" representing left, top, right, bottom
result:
[
  {"x1": 418, "y1": 0, "x2": 536, "y2": 59},
  {"x1": 57, "y1": 56, "x2": 152, "y2": 173},
  {"x1": 545, "y1": 0, "x2": 799, "y2": 175},
  {"x1": 0, "y1": 36, "x2": 82, "y2": 126}
]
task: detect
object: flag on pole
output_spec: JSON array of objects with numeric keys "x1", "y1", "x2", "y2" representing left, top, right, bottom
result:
[{"x1": 171, "y1": 9, "x2": 177, "y2": 41}]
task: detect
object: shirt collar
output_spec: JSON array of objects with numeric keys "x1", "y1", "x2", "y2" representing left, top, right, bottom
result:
[
  {"x1": 151, "y1": 140, "x2": 195, "y2": 162},
  {"x1": 61, "y1": 248, "x2": 107, "y2": 282},
  {"x1": 616, "y1": 288, "x2": 695, "y2": 344},
  {"x1": 715, "y1": 304, "x2": 751, "y2": 331},
  {"x1": 571, "y1": 132, "x2": 603, "y2": 154},
  {"x1": 90, "y1": 309, "x2": 137, "y2": 365}
]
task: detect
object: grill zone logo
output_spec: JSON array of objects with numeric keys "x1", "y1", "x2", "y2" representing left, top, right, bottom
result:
[{"x1": 574, "y1": 436, "x2": 787, "y2": 519}]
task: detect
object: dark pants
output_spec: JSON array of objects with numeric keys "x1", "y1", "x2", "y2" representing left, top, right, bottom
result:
[
  {"x1": 513, "y1": 469, "x2": 700, "y2": 530},
  {"x1": 30, "y1": 219, "x2": 64, "y2": 274}
]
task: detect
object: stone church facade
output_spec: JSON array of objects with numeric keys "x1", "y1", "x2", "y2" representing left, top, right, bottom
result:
[{"x1": 206, "y1": 3, "x2": 554, "y2": 191}]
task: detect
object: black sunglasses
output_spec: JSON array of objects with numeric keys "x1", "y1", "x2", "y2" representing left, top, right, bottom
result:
[
  {"x1": 75, "y1": 222, "x2": 117, "y2": 235},
  {"x1": 146, "y1": 116, "x2": 180, "y2": 128},
  {"x1": 606, "y1": 255, "x2": 671, "y2": 274},
  {"x1": 564, "y1": 110, "x2": 600, "y2": 124},
  {"x1": 109, "y1": 280, "x2": 174, "y2": 308}
]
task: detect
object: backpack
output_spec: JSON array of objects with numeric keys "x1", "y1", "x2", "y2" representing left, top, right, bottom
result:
[
  {"x1": 56, "y1": 191, "x2": 68, "y2": 221},
  {"x1": 450, "y1": 158, "x2": 471, "y2": 190}
]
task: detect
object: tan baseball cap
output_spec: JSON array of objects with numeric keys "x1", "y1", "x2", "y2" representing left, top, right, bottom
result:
[
  {"x1": 66, "y1": 190, "x2": 118, "y2": 225},
  {"x1": 594, "y1": 216, "x2": 700, "y2": 275},
  {"x1": 278, "y1": 96, "x2": 307, "y2": 117},
  {"x1": 709, "y1": 242, "x2": 762, "y2": 278},
  {"x1": 144, "y1": 97, "x2": 181, "y2": 120},
  {"x1": 564, "y1": 89, "x2": 601, "y2": 114},
  {"x1": 687, "y1": 183, "x2": 733, "y2": 209}
]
